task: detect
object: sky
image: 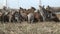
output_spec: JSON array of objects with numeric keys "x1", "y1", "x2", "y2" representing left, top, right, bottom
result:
[{"x1": 0, "y1": 0, "x2": 60, "y2": 9}]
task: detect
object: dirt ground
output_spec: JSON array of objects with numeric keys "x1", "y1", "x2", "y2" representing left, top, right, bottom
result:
[{"x1": 0, "y1": 22, "x2": 60, "y2": 34}]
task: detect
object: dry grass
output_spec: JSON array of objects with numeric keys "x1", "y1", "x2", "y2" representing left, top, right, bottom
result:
[{"x1": 0, "y1": 22, "x2": 60, "y2": 34}]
